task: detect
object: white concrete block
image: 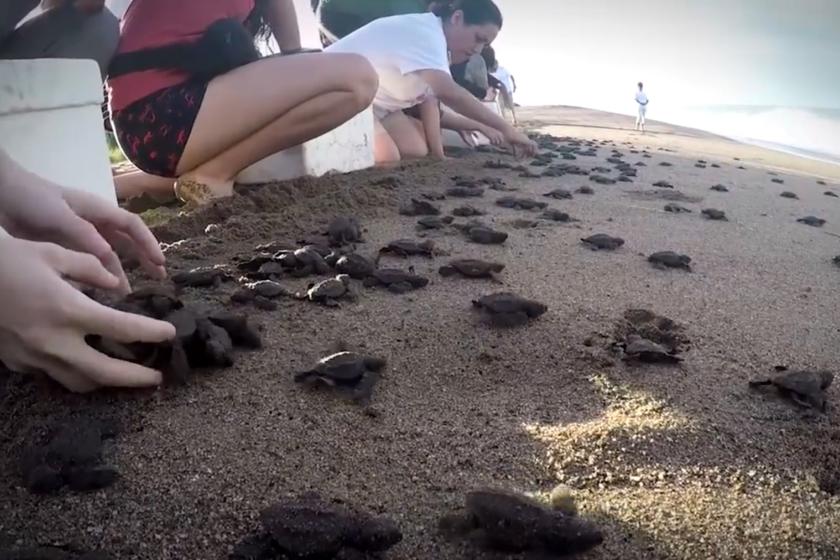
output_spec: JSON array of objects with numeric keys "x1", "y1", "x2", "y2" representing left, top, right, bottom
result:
[
  {"x1": 442, "y1": 100, "x2": 504, "y2": 149},
  {"x1": 237, "y1": 106, "x2": 375, "y2": 185},
  {"x1": 0, "y1": 59, "x2": 116, "y2": 204}
]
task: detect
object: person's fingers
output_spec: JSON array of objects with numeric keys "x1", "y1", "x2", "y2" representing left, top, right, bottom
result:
[
  {"x1": 39, "y1": 243, "x2": 120, "y2": 290},
  {"x1": 51, "y1": 211, "x2": 114, "y2": 263},
  {"x1": 42, "y1": 358, "x2": 100, "y2": 393},
  {"x1": 63, "y1": 189, "x2": 166, "y2": 267},
  {"x1": 77, "y1": 299, "x2": 176, "y2": 343},
  {"x1": 100, "y1": 247, "x2": 131, "y2": 295},
  {"x1": 63, "y1": 342, "x2": 163, "y2": 388},
  {"x1": 104, "y1": 228, "x2": 166, "y2": 280}
]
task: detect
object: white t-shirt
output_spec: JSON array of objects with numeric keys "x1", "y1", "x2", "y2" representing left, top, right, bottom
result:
[
  {"x1": 326, "y1": 13, "x2": 450, "y2": 115},
  {"x1": 635, "y1": 91, "x2": 649, "y2": 106},
  {"x1": 492, "y1": 67, "x2": 514, "y2": 93}
]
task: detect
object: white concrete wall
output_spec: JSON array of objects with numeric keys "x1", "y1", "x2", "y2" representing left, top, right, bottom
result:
[{"x1": 0, "y1": 59, "x2": 116, "y2": 204}]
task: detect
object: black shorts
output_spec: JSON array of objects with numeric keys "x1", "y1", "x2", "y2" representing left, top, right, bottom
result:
[{"x1": 111, "y1": 81, "x2": 207, "y2": 178}]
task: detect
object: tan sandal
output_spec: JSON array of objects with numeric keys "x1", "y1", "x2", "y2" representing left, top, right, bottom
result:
[{"x1": 174, "y1": 177, "x2": 233, "y2": 206}]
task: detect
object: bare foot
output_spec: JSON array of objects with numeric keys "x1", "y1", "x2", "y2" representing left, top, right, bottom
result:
[{"x1": 174, "y1": 176, "x2": 234, "y2": 205}]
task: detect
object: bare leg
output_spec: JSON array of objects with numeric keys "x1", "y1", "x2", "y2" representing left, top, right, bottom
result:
[
  {"x1": 374, "y1": 117, "x2": 401, "y2": 165},
  {"x1": 114, "y1": 170, "x2": 175, "y2": 200},
  {"x1": 381, "y1": 112, "x2": 428, "y2": 160},
  {"x1": 171, "y1": 52, "x2": 377, "y2": 204}
]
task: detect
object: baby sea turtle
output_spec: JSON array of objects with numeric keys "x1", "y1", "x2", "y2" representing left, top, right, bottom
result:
[
  {"x1": 238, "y1": 494, "x2": 402, "y2": 559},
  {"x1": 417, "y1": 216, "x2": 454, "y2": 230},
  {"x1": 653, "y1": 180, "x2": 673, "y2": 189},
  {"x1": 539, "y1": 209, "x2": 572, "y2": 222},
  {"x1": 771, "y1": 178, "x2": 785, "y2": 184},
  {"x1": 334, "y1": 254, "x2": 376, "y2": 279},
  {"x1": 379, "y1": 239, "x2": 435, "y2": 258},
  {"x1": 659, "y1": 162, "x2": 673, "y2": 167},
  {"x1": 326, "y1": 216, "x2": 362, "y2": 246},
  {"x1": 463, "y1": 225, "x2": 508, "y2": 245},
  {"x1": 446, "y1": 186, "x2": 484, "y2": 198},
  {"x1": 825, "y1": 191, "x2": 838, "y2": 198},
  {"x1": 664, "y1": 203, "x2": 692, "y2": 213},
  {"x1": 496, "y1": 197, "x2": 548, "y2": 211},
  {"x1": 710, "y1": 184, "x2": 729, "y2": 192},
  {"x1": 472, "y1": 292, "x2": 548, "y2": 327},
  {"x1": 817, "y1": 180, "x2": 828, "y2": 186},
  {"x1": 589, "y1": 175, "x2": 616, "y2": 185},
  {"x1": 833, "y1": 255, "x2": 840, "y2": 268},
  {"x1": 576, "y1": 185, "x2": 595, "y2": 195},
  {"x1": 749, "y1": 370, "x2": 834, "y2": 411},
  {"x1": 621, "y1": 334, "x2": 682, "y2": 364},
  {"x1": 452, "y1": 205, "x2": 485, "y2": 217},
  {"x1": 295, "y1": 351, "x2": 386, "y2": 404},
  {"x1": 484, "y1": 159, "x2": 513, "y2": 170},
  {"x1": 780, "y1": 191, "x2": 799, "y2": 199},
  {"x1": 702, "y1": 208, "x2": 728, "y2": 221},
  {"x1": 544, "y1": 188, "x2": 573, "y2": 200},
  {"x1": 520, "y1": 170, "x2": 542, "y2": 179},
  {"x1": 648, "y1": 251, "x2": 692, "y2": 271},
  {"x1": 591, "y1": 166, "x2": 611, "y2": 173},
  {"x1": 581, "y1": 234, "x2": 625, "y2": 251},
  {"x1": 363, "y1": 268, "x2": 429, "y2": 294},
  {"x1": 421, "y1": 191, "x2": 446, "y2": 201},
  {"x1": 439, "y1": 489, "x2": 603, "y2": 556},
  {"x1": 296, "y1": 275, "x2": 353, "y2": 307},
  {"x1": 245, "y1": 280, "x2": 291, "y2": 299},
  {"x1": 617, "y1": 175, "x2": 634, "y2": 182},
  {"x1": 172, "y1": 266, "x2": 231, "y2": 288},
  {"x1": 274, "y1": 246, "x2": 331, "y2": 277},
  {"x1": 439, "y1": 259, "x2": 504, "y2": 281},
  {"x1": 798, "y1": 216, "x2": 826, "y2": 227},
  {"x1": 399, "y1": 198, "x2": 440, "y2": 216}
]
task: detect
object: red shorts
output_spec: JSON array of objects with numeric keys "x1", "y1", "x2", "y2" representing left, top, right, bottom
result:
[{"x1": 111, "y1": 81, "x2": 207, "y2": 178}]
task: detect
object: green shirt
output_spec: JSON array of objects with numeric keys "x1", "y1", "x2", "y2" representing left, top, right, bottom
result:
[{"x1": 317, "y1": 0, "x2": 430, "y2": 42}]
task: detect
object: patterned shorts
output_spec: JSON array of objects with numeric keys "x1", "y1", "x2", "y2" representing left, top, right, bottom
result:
[{"x1": 112, "y1": 81, "x2": 208, "y2": 178}]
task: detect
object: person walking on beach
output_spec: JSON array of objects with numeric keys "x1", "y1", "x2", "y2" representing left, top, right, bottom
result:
[
  {"x1": 489, "y1": 57, "x2": 517, "y2": 125},
  {"x1": 635, "y1": 81, "x2": 648, "y2": 132}
]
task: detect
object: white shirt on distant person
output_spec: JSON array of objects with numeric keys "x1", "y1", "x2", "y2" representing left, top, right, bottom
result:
[
  {"x1": 635, "y1": 91, "x2": 648, "y2": 108},
  {"x1": 326, "y1": 12, "x2": 450, "y2": 118},
  {"x1": 492, "y1": 66, "x2": 514, "y2": 93}
]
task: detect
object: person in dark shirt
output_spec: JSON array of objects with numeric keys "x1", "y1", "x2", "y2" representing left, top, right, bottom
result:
[{"x1": 0, "y1": 0, "x2": 119, "y2": 78}]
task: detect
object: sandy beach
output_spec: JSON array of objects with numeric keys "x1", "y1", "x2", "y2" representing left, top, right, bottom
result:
[{"x1": 3, "y1": 105, "x2": 840, "y2": 560}]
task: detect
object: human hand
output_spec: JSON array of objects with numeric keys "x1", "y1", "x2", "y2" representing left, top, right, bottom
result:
[
  {"x1": 0, "y1": 165, "x2": 166, "y2": 293},
  {"x1": 479, "y1": 126, "x2": 506, "y2": 146},
  {"x1": 504, "y1": 128, "x2": 538, "y2": 158},
  {"x1": 0, "y1": 236, "x2": 176, "y2": 393}
]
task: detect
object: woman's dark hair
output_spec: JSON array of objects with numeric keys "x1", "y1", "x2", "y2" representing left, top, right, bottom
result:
[
  {"x1": 481, "y1": 45, "x2": 497, "y2": 69},
  {"x1": 244, "y1": 0, "x2": 275, "y2": 42},
  {"x1": 431, "y1": 0, "x2": 503, "y2": 28}
]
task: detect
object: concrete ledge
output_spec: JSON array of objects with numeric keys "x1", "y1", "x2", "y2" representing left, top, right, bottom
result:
[
  {"x1": 0, "y1": 59, "x2": 116, "y2": 204},
  {"x1": 237, "y1": 107, "x2": 375, "y2": 185}
]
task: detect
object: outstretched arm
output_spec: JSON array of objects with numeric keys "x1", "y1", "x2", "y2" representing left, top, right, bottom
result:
[{"x1": 262, "y1": 0, "x2": 302, "y2": 52}]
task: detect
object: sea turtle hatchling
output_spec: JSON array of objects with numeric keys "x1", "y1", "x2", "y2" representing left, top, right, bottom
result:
[
  {"x1": 825, "y1": 191, "x2": 838, "y2": 198},
  {"x1": 379, "y1": 239, "x2": 435, "y2": 258},
  {"x1": 544, "y1": 188, "x2": 573, "y2": 200},
  {"x1": 780, "y1": 191, "x2": 799, "y2": 199},
  {"x1": 399, "y1": 198, "x2": 440, "y2": 216},
  {"x1": 496, "y1": 197, "x2": 548, "y2": 211},
  {"x1": 294, "y1": 351, "x2": 387, "y2": 404},
  {"x1": 363, "y1": 268, "x2": 429, "y2": 294},
  {"x1": 326, "y1": 216, "x2": 362, "y2": 246},
  {"x1": 581, "y1": 234, "x2": 625, "y2": 251},
  {"x1": 702, "y1": 208, "x2": 728, "y2": 221},
  {"x1": 589, "y1": 175, "x2": 616, "y2": 185},
  {"x1": 417, "y1": 216, "x2": 454, "y2": 230},
  {"x1": 653, "y1": 180, "x2": 673, "y2": 189},
  {"x1": 472, "y1": 292, "x2": 548, "y2": 327},
  {"x1": 296, "y1": 275, "x2": 354, "y2": 307},
  {"x1": 664, "y1": 203, "x2": 692, "y2": 213},
  {"x1": 452, "y1": 205, "x2": 485, "y2": 217},
  {"x1": 460, "y1": 225, "x2": 508, "y2": 245},
  {"x1": 438, "y1": 489, "x2": 603, "y2": 556},
  {"x1": 334, "y1": 254, "x2": 376, "y2": 279},
  {"x1": 539, "y1": 209, "x2": 572, "y2": 222},
  {"x1": 749, "y1": 370, "x2": 834, "y2": 411},
  {"x1": 576, "y1": 185, "x2": 595, "y2": 195},
  {"x1": 446, "y1": 186, "x2": 485, "y2": 198},
  {"x1": 439, "y1": 259, "x2": 505, "y2": 280},
  {"x1": 648, "y1": 251, "x2": 692, "y2": 271},
  {"x1": 798, "y1": 216, "x2": 826, "y2": 227},
  {"x1": 621, "y1": 334, "x2": 682, "y2": 364},
  {"x1": 710, "y1": 184, "x2": 729, "y2": 192}
]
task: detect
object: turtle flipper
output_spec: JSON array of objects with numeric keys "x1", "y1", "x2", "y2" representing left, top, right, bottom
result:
[{"x1": 352, "y1": 369, "x2": 381, "y2": 406}]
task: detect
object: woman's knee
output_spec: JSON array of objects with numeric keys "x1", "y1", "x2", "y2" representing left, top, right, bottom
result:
[{"x1": 332, "y1": 53, "x2": 379, "y2": 110}]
